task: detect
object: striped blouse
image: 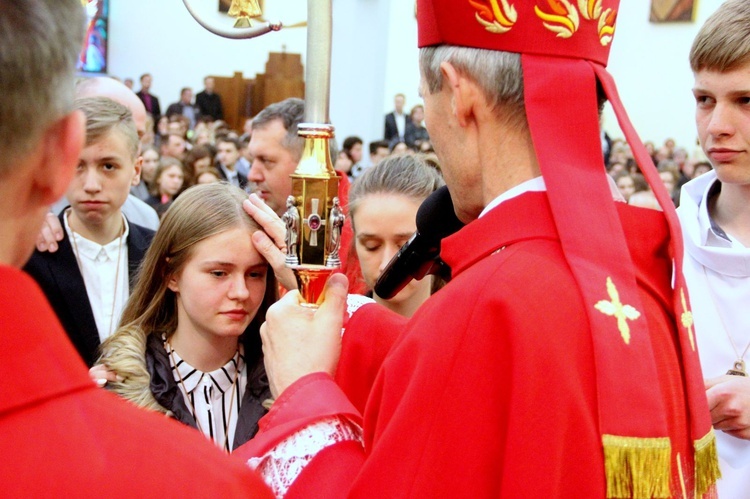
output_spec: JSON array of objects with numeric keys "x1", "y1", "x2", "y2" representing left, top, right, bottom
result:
[{"x1": 166, "y1": 342, "x2": 247, "y2": 452}]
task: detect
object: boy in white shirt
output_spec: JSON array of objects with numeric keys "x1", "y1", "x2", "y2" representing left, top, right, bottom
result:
[
  {"x1": 25, "y1": 96, "x2": 154, "y2": 366},
  {"x1": 678, "y1": 1, "x2": 750, "y2": 496}
]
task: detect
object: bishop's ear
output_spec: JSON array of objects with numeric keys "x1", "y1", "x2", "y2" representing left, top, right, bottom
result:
[{"x1": 439, "y1": 61, "x2": 478, "y2": 127}]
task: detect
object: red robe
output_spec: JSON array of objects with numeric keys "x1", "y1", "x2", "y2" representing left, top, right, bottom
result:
[
  {"x1": 237, "y1": 192, "x2": 696, "y2": 497},
  {"x1": 335, "y1": 170, "x2": 368, "y2": 295},
  {"x1": 0, "y1": 265, "x2": 273, "y2": 498}
]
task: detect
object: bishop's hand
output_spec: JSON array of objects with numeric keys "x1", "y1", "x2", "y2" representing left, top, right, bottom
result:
[
  {"x1": 261, "y1": 273, "x2": 348, "y2": 399},
  {"x1": 243, "y1": 193, "x2": 297, "y2": 291}
]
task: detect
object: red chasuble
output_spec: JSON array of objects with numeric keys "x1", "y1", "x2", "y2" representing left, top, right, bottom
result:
[
  {"x1": 0, "y1": 265, "x2": 273, "y2": 498},
  {"x1": 236, "y1": 191, "x2": 700, "y2": 497}
]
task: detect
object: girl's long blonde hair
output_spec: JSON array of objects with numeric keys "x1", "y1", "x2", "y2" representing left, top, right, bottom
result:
[{"x1": 98, "y1": 182, "x2": 277, "y2": 412}]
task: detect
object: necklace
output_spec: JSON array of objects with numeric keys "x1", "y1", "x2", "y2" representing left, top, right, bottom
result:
[
  {"x1": 68, "y1": 211, "x2": 124, "y2": 338},
  {"x1": 703, "y1": 266, "x2": 749, "y2": 376},
  {"x1": 167, "y1": 340, "x2": 241, "y2": 452}
]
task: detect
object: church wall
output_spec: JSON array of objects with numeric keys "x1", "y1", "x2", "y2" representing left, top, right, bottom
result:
[{"x1": 108, "y1": 0, "x2": 726, "y2": 154}]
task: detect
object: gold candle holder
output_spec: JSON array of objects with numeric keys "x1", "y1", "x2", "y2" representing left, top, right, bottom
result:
[{"x1": 283, "y1": 123, "x2": 342, "y2": 308}]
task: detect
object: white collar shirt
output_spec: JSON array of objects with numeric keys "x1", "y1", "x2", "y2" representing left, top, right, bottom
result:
[
  {"x1": 479, "y1": 176, "x2": 547, "y2": 218},
  {"x1": 698, "y1": 179, "x2": 746, "y2": 249},
  {"x1": 395, "y1": 112, "x2": 406, "y2": 140},
  {"x1": 679, "y1": 174, "x2": 750, "y2": 483},
  {"x1": 64, "y1": 212, "x2": 130, "y2": 342}
]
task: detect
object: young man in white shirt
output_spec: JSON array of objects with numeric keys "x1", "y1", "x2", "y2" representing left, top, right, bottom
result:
[
  {"x1": 678, "y1": 1, "x2": 750, "y2": 495},
  {"x1": 25, "y1": 97, "x2": 154, "y2": 366}
]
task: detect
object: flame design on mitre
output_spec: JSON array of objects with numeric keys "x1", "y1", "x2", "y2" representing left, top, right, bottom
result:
[
  {"x1": 534, "y1": 0, "x2": 580, "y2": 39},
  {"x1": 598, "y1": 7, "x2": 616, "y2": 46},
  {"x1": 578, "y1": 0, "x2": 602, "y2": 20},
  {"x1": 469, "y1": 0, "x2": 518, "y2": 34}
]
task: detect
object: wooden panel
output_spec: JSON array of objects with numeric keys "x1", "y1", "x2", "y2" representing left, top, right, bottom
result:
[
  {"x1": 210, "y1": 52, "x2": 304, "y2": 132},
  {"x1": 251, "y1": 52, "x2": 305, "y2": 116},
  {"x1": 212, "y1": 71, "x2": 253, "y2": 131}
]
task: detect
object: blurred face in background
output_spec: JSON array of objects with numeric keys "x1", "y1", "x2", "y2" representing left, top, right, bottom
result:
[
  {"x1": 348, "y1": 142, "x2": 363, "y2": 163},
  {"x1": 217, "y1": 140, "x2": 240, "y2": 169},
  {"x1": 371, "y1": 146, "x2": 389, "y2": 166},
  {"x1": 659, "y1": 171, "x2": 676, "y2": 194},
  {"x1": 248, "y1": 119, "x2": 299, "y2": 215},
  {"x1": 157, "y1": 164, "x2": 184, "y2": 197},
  {"x1": 141, "y1": 148, "x2": 159, "y2": 184},
  {"x1": 615, "y1": 175, "x2": 635, "y2": 202}
]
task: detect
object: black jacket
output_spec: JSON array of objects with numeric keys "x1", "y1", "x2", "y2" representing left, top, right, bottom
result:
[
  {"x1": 23, "y1": 213, "x2": 154, "y2": 366},
  {"x1": 195, "y1": 91, "x2": 224, "y2": 121},
  {"x1": 217, "y1": 165, "x2": 249, "y2": 191},
  {"x1": 145, "y1": 333, "x2": 270, "y2": 449}
]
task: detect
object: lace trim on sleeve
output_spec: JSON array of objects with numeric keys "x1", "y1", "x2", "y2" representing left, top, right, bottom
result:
[
  {"x1": 246, "y1": 416, "x2": 363, "y2": 497},
  {"x1": 343, "y1": 294, "x2": 375, "y2": 337},
  {"x1": 346, "y1": 293, "x2": 374, "y2": 318}
]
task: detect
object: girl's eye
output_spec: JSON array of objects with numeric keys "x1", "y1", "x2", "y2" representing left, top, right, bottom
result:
[{"x1": 210, "y1": 270, "x2": 227, "y2": 277}]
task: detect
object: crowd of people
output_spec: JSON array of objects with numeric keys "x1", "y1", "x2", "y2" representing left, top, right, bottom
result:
[
  {"x1": 607, "y1": 134, "x2": 715, "y2": 210},
  {"x1": 3, "y1": 0, "x2": 750, "y2": 497}
]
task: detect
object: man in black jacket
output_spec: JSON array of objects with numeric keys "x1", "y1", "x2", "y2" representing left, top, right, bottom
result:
[{"x1": 196, "y1": 76, "x2": 224, "y2": 121}]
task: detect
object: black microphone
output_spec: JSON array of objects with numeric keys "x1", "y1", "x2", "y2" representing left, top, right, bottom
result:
[{"x1": 374, "y1": 186, "x2": 464, "y2": 299}]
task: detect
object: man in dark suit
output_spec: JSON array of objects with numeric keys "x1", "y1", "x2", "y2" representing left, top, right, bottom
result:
[
  {"x1": 195, "y1": 76, "x2": 224, "y2": 121},
  {"x1": 216, "y1": 136, "x2": 249, "y2": 190},
  {"x1": 166, "y1": 87, "x2": 201, "y2": 129},
  {"x1": 384, "y1": 92, "x2": 408, "y2": 144},
  {"x1": 25, "y1": 97, "x2": 154, "y2": 367},
  {"x1": 135, "y1": 72, "x2": 161, "y2": 124}
]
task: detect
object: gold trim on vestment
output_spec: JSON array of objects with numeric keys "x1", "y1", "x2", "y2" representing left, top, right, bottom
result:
[
  {"x1": 602, "y1": 434, "x2": 671, "y2": 498},
  {"x1": 694, "y1": 428, "x2": 720, "y2": 497}
]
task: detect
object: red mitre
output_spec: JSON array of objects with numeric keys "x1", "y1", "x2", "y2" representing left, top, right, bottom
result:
[
  {"x1": 418, "y1": 0, "x2": 616, "y2": 64},
  {"x1": 417, "y1": 1, "x2": 719, "y2": 497}
]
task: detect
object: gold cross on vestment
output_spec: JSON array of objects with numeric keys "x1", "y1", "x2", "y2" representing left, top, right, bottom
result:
[
  {"x1": 594, "y1": 277, "x2": 641, "y2": 344},
  {"x1": 680, "y1": 288, "x2": 695, "y2": 351}
]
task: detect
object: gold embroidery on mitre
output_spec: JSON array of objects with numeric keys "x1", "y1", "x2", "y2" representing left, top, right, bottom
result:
[
  {"x1": 534, "y1": 0, "x2": 580, "y2": 39},
  {"x1": 577, "y1": 0, "x2": 602, "y2": 20},
  {"x1": 597, "y1": 7, "x2": 616, "y2": 46},
  {"x1": 679, "y1": 288, "x2": 695, "y2": 351},
  {"x1": 470, "y1": 0, "x2": 517, "y2": 34},
  {"x1": 594, "y1": 277, "x2": 641, "y2": 344}
]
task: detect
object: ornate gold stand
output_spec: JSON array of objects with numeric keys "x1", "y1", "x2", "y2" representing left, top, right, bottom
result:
[{"x1": 285, "y1": 124, "x2": 341, "y2": 307}]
